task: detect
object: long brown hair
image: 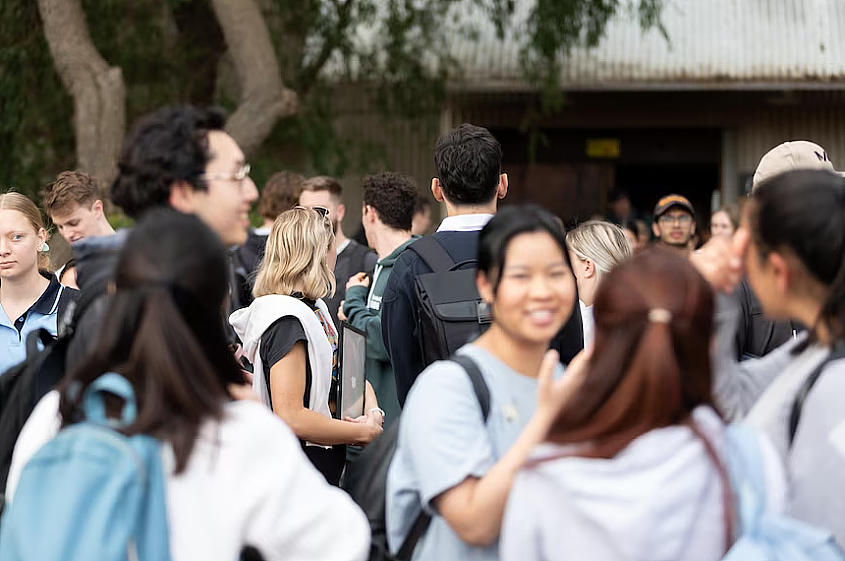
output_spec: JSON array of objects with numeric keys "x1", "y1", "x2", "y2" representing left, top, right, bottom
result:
[{"x1": 546, "y1": 249, "x2": 715, "y2": 458}]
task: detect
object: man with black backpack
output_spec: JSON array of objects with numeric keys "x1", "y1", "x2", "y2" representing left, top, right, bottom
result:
[{"x1": 380, "y1": 124, "x2": 583, "y2": 406}]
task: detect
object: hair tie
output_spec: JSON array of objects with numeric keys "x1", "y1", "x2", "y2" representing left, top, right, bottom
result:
[{"x1": 648, "y1": 308, "x2": 673, "y2": 324}]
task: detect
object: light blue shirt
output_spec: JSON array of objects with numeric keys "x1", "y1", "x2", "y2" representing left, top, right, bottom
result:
[
  {"x1": 386, "y1": 344, "x2": 563, "y2": 561},
  {"x1": 0, "y1": 274, "x2": 67, "y2": 375}
]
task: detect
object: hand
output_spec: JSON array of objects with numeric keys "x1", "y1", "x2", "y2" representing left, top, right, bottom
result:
[
  {"x1": 337, "y1": 301, "x2": 347, "y2": 322},
  {"x1": 535, "y1": 347, "x2": 591, "y2": 425},
  {"x1": 349, "y1": 414, "x2": 383, "y2": 446},
  {"x1": 689, "y1": 235, "x2": 743, "y2": 294},
  {"x1": 346, "y1": 272, "x2": 370, "y2": 291}
]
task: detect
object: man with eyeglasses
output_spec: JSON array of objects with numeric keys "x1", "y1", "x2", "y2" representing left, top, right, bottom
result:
[
  {"x1": 67, "y1": 105, "x2": 259, "y2": 367},
  {"x1": 652, "y1": 194, "x2": 696, "y2": 256}
]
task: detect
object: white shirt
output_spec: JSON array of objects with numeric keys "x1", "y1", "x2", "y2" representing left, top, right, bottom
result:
[
  {"x1": 579, "y1": 300, "x2": 594, "y2": 347},
  {"x1": 6, "y1": 392, "x2": 370, "y2": 561},
  {"x1": 435, "y1": 214, "x2": 494, "y2": 233}
]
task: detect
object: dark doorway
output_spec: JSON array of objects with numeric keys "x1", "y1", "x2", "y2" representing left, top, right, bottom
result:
[{"x1": 615, "y1": 163, "x2": 719, "y2": 228}]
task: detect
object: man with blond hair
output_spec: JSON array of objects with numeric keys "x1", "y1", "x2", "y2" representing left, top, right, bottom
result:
[{"x1": 42, "y1": 171, "x2": 115, "y2": 243}]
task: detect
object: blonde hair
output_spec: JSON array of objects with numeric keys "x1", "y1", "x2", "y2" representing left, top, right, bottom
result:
[
  {"x1": 0, "y1": 191, "x2": 50, "y2": 270},
  {"x1": 253, "y1": 207, "x2": 336, "y2": 300},
  {"x1": 566, "y1": 220, "x2": 632, "y2": 276}
]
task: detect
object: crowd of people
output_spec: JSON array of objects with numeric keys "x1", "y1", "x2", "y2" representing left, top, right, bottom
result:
[{"x1": 1, "y1": 104, "x2": 844, "y2": 561}]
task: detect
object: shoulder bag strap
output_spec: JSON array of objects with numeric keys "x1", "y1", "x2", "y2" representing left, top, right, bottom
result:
[
  {"x1": 409, "y1": 236, "x2": 456, "y2": 274},
  {"x1": 789, "y1": 344, "x2": 845, "y2": 447}
]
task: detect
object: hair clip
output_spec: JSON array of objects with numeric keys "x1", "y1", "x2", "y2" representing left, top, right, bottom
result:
[{"x1": 648, "y1": 308, "x2": 672, "y2": 324}]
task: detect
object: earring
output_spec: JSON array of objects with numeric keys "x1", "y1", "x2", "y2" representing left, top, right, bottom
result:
[{"x1": 38, "y1": 242, "x2": 49, "y2": 252}]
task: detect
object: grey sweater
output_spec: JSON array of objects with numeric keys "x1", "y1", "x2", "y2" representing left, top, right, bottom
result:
[{"x1": 712, "y1": 293, "x2": 845, "y2": 545}]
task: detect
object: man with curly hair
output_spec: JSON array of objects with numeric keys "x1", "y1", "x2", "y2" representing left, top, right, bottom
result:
[
  {"x1": 69, "y1": 105, "x2": 259, "y2": 365},
  {"x1": 340, "y1": 172, "x2": 417, "y2": 426}
]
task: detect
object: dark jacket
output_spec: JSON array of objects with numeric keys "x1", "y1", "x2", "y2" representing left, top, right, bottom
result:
[
  {"x1": 735, "y1": 279, "x2": 803, "y2": 360},
  {"x1": 343, "y1": 237, "x2": 417, "y2": 426},
  {"x1": 233, "y1": 229, "x2": 269, "y2": 309},
  {"x1": 381, "y1": 230, "x2": 583, "y2": 406},
  {"x1": 325, "y1": 239, "x2": 378, "y2": 329}
]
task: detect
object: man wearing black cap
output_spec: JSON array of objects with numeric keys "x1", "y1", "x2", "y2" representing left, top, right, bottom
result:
[{"x1": 652, "y1": 194, "x2": 696, "y2": 256}]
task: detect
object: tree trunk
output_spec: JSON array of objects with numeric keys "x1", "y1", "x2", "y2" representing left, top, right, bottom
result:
[
  {"x1": 37, "y1": 0, "x2": 125, "y2": 192},
  {"x1": 210, "y1": 0, "x2": 298, "y2": 156}
]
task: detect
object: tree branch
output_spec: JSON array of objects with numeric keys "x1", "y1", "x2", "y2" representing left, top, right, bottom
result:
[
  {"x1": 298, "y1": 0, "x2": 356, "y2": 93},
  {"x1": 210, "y1": 0, "x2": 298, "y2": 156},
  {"x1": 37, "y1": 0, "x2": 125, "y2": 191}
]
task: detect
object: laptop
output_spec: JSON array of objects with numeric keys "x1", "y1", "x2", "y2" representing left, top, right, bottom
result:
[{"x1": 337, "y1": 322, "x2": 367, "y2": 420}]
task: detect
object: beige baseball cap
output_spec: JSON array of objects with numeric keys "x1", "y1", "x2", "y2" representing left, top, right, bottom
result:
[{"x1": 752, "y1": 141, "x2": 838, "y2": 191}]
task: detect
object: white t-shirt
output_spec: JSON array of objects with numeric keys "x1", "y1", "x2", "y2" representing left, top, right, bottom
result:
[{"x1": 6, "y1": 391, "x2": 370, "y2": 561}]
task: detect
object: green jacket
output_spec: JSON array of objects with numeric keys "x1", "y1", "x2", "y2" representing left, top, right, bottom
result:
[{"x1": 343, "y1": 236, "x2": 417, "y2": 426}]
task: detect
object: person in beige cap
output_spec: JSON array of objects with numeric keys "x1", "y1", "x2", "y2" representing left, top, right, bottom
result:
[
  {"x1": 732, "y1": 141, "x2": 832, "y2": 360},
  {"x1": 752, "y1": 140, "x2": 837, "y2": 191}
]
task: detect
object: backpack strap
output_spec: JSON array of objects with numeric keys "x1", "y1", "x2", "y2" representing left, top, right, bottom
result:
[
  {"x1": 409, "y1": 236, "x2": 457, "y2": 274},
  {"x1": 788, "y1": 344, "x2": 845, "y2": 447},
  {"x1": 395, "y1": 354, "x2": 491, "y2": 560},
  {"x1": 451, "y1": 354, "x2": 491, "y2": 421}
]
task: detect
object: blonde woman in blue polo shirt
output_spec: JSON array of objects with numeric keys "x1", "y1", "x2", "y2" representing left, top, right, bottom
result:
[{"x1": 0, "y1": 192, "x2": 77, "y2": 374}]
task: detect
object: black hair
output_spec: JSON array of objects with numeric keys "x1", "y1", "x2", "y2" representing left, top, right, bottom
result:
[
  {"x1": 59, "y1": 258, "x2": 76, "y2": 283},
  {"x1": 751, "y1": 169, "x2": 845, "y2": 343},
  {"x1": 111, "y1": 105, "x2": 227, "y2": 219},
  {"x1": 362, "y1": 172, "x2": 417, "y2": 231},
  {"x1": 59, "y1": 209, "x2": 244, "y2": 473},
  {"x1": 414, "y1": 194, "x2": 432, "y2": 214},
  {"x1": 609, "y1": 189, "x2": 630, "y2": 203},
  {"x1": 478, "y1": 204, "x2": 573, "y2": 294},
  {"x1": 433, "y1": 124, "x2": 503, "y2": 206}
]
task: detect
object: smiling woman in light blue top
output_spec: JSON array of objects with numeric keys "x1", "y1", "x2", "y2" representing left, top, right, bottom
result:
[
  {"x1": 0, "y1": 192, "x2": 77, "y2": 375},
  {"x1": 386, "y1": 205, "x2": 586, "y2": 561}
]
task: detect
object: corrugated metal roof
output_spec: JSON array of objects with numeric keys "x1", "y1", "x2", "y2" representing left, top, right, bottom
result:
[{"x1": 446, "y1": 0, "x2": 845, "y2": 90}]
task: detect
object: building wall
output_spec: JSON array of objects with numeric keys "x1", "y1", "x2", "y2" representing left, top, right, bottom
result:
[{"x1": 329, "y1": 85, "x2": 441, "y2": 234}]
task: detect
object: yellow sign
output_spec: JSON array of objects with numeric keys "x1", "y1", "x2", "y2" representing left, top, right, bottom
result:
[{"x1": 586, "y1": 138, "x2": 620, "y2": 158}]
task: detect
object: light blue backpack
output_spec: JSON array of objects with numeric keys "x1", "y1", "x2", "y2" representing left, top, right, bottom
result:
[
  {"x1": 0, "y1": 373, "x2": 172, "y2": 561},
  {"x1": 722, "y1": 425, "x2": 845, "y2": 561}
]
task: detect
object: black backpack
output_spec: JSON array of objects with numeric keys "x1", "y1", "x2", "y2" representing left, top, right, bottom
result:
[
  {"x1": 0, "y1": 286, "x2": 94, "y2": 505},
  {"x1": 410, "y1": 237, "x2": 492, "y2": 368},
  {"x1": 343, "y1": 355, "x2": 490, "y2": 561}
]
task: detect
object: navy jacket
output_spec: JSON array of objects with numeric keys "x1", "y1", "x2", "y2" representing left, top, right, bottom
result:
[{"x1": 381, "y1": 231, "x2": 583, "y2": 406}]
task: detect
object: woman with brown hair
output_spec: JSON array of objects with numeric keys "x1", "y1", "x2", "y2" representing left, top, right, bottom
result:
[{"x1": 500, "y1": 249, "x2": 786, "y2": 561}]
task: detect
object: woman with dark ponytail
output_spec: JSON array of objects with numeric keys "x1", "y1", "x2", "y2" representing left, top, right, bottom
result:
[
  {"x1": 501, "y1": 249, "x2": 787, "y2": 561},
  {"x1": 5, "y1": 209, "x2": 369, "y2": 560},
  {"x1": 730, "y1": 169, "x2": 845, "y2": 544}
]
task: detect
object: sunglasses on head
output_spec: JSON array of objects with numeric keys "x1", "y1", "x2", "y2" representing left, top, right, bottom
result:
[{"x1": 295, "y1": 205, "x2": 330, "y2": 218}]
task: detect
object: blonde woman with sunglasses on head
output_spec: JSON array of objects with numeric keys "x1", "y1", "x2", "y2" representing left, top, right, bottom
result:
[{"x1": 230, "y1": 207, "x2": 382, "y2": 485}]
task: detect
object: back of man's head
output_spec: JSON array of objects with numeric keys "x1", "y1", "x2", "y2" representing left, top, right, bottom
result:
[
  {"x1": 43, "y1": 171, "x2": 100, "y2": 218},
  {"x1": 111, "y1": 105, "x2": 227, "y2": 219},
  {"x1": 300, "y1": 175, "x2": 343, "y2": 204},
  {"x1": 259, "y1": 171, "x2": 304, "y2": 222},
  {"x1": 434, "y1": 124, "x2": 502, "y2": 206},
  {"x1": 363, "y1": 172, "x2": 417, "y2": 231}
]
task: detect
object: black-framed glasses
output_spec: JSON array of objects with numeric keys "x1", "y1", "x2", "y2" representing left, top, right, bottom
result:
[
  {"x1": 200, "y1": 163, "x2": 251, "y2": 183},
  {"x1": 657, "y1": 214, "x2": 693, "y2": 226},
  {"x1": 295, "y1": 205, "x2": 330, "y2": 218}
]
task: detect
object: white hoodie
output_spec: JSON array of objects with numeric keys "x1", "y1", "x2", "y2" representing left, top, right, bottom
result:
[
  {"x1": 229, "y1": 295, "x2": 334, "y2": 423},
  {"x1": 501, "y1": 407, "x2": 787, "y2": 561}
]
